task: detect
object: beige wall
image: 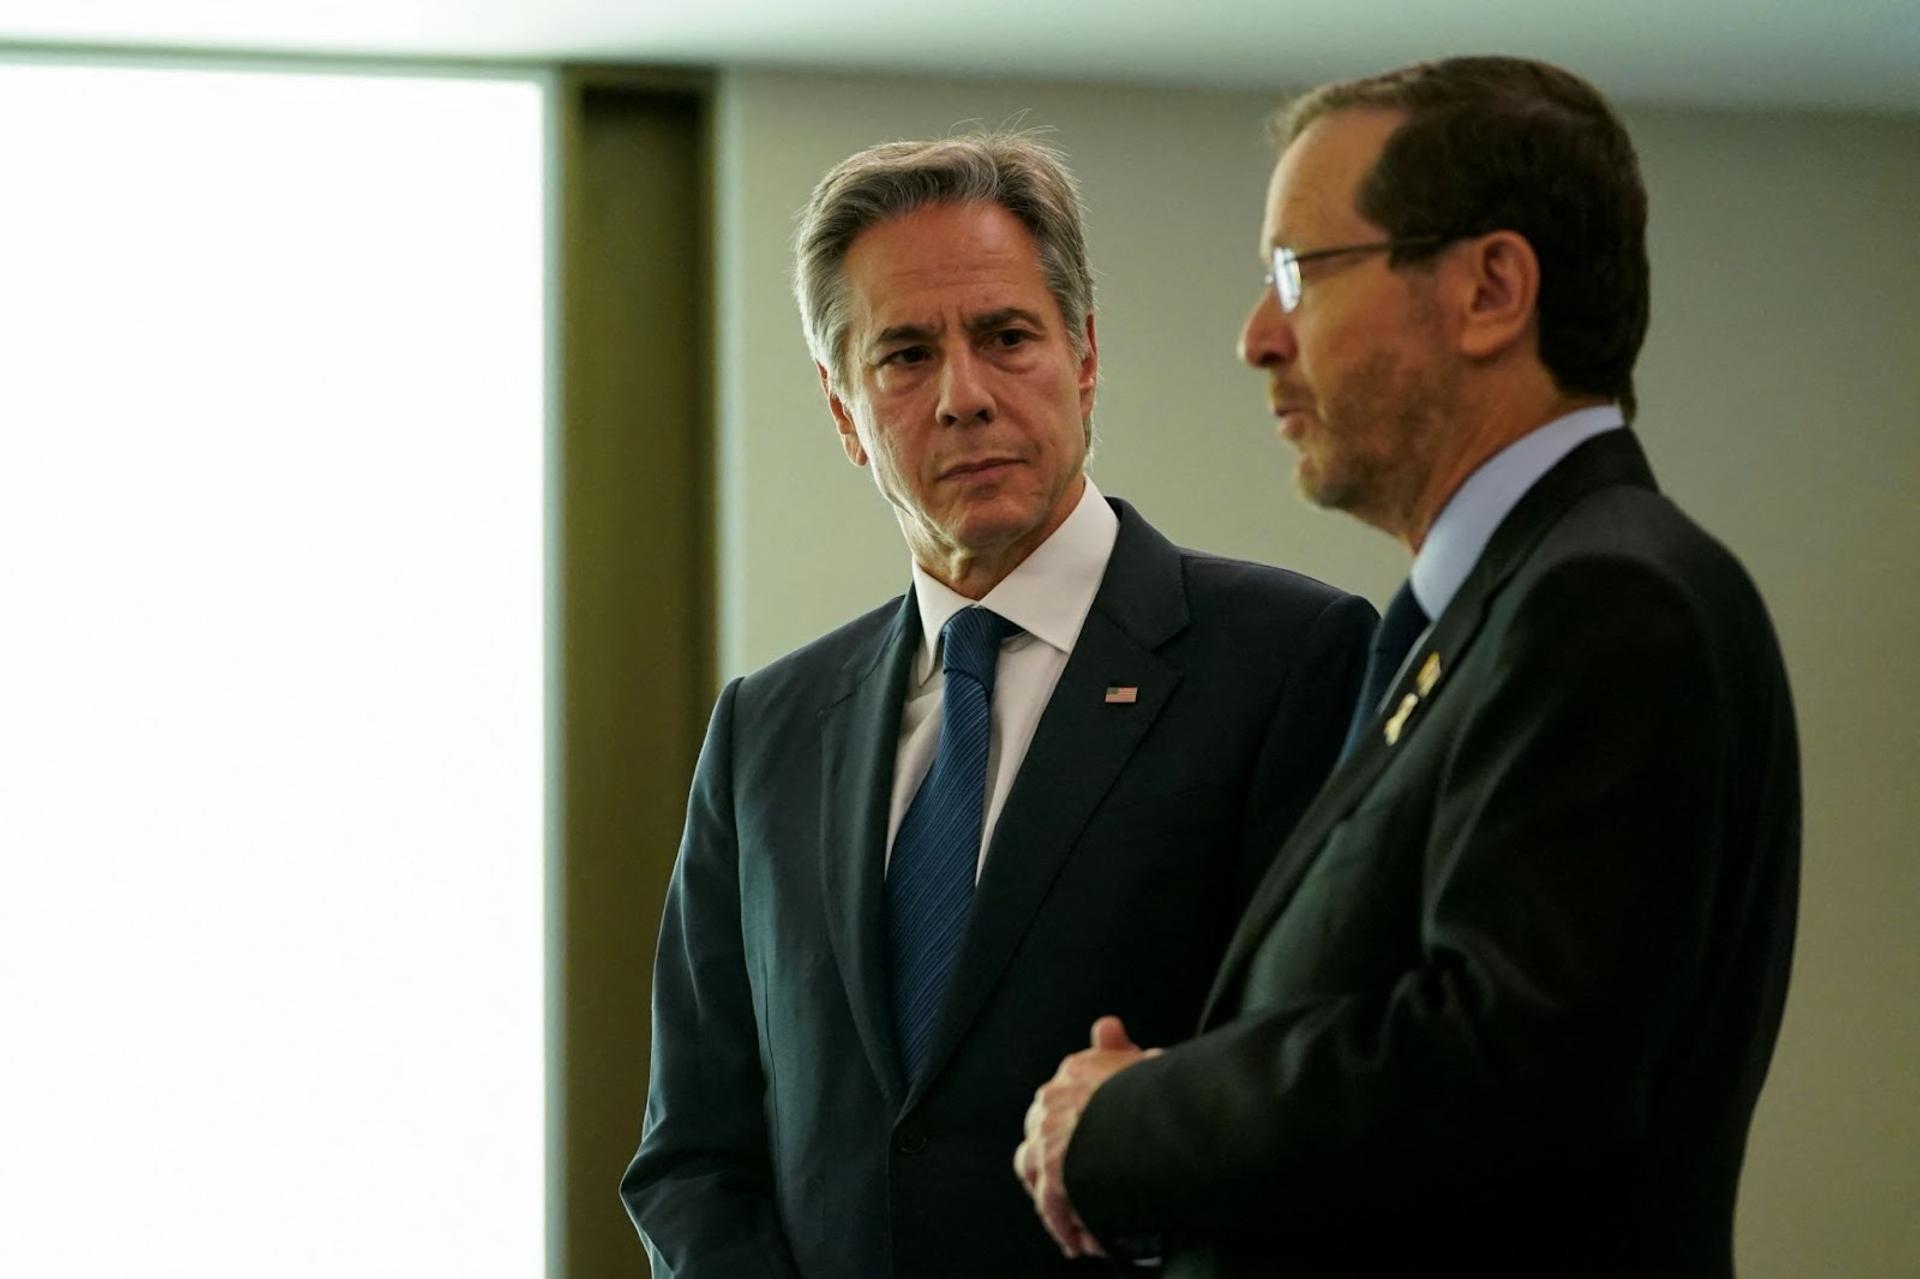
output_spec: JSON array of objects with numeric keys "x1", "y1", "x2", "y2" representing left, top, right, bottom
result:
[{"x1": 713, "y1": 67, "x2": 1920, "y2": 1276}]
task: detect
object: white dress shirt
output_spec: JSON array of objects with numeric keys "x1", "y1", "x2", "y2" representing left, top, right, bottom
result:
[{"x1": 884, "y1": 476, "x2": 1120, "y2": 879}]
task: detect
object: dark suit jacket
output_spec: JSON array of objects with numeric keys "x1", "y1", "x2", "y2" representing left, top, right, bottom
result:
[
  {"x1": 1064, "y1": 433, "x2": 1800, "y2": 1277},
  {"x1": 620, "y1": 498, "x2": 1374, "y2": 1278}
]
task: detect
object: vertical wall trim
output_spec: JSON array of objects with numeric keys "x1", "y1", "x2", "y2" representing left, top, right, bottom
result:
[{"x1": 552, "y1": 66, "x2": 714, "y2": 1279}]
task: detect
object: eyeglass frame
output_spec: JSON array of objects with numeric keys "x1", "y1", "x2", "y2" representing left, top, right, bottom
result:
[{"x1": 1265, "y1": 235, "x2": 1458, "y2": 312}]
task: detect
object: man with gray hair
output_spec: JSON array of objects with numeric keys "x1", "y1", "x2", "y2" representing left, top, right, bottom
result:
[{"x1": 619, "y1": 132, "x2": 1374, "y2": 1276}]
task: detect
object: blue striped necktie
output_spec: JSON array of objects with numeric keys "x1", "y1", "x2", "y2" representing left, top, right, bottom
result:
[
  {"x1": 886, "y1": 606, "x2": 1020, "y2": 1085},
  {"x1": 1338, "y1": 581, "x2": 1428, "y2": 763}
]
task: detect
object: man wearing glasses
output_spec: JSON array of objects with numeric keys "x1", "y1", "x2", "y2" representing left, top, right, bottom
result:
[{"x1": 1017, "y1": 56, "x2": 1801, "y2": 1276}]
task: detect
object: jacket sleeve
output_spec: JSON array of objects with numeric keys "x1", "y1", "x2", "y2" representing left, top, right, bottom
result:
[
  {"x1": 1064, "y1": 555, "x2": 1745, "y2": 1239},
  {"x1": 1234, "y1": 590, "x2": 1377, "y2": 900},
  {"x1": 619, "y1": 679, "x2": 803, "y2": 1279}
]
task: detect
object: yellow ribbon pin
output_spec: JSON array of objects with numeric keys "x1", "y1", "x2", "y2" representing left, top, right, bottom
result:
[{"x1": 1384, "y1": 692, "x2": 1418, "y2": 746}]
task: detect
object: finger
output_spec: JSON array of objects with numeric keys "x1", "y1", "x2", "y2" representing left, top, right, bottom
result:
[
  {"x1": 1021, "y1": 1136, "x2": 1052, "y2": 1198},
  {"x1": 1066, "y1": 1205, "x2": 1102, "y2": 1255},
  {"x1": 1037, "y1": 1184, "x2": 1085, "y2": 1258},
  {"x1": 1089, "y1": 1014, "x2": 1133, "y2": 1051},
  {"x1": 1030, "y1": 1085, "x2": 1073, "y2": 1140},
  {"x1": 1031, "y1": 1179, "x2": 1072, "y2": 1253}
]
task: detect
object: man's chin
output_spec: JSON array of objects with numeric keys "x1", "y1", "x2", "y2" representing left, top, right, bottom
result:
[
  {"x1": 950, "y1": 510, "x2": 1038, "y2": 555},
  {"x1": 941, "y1": 495, "x2": 1065, "y2": 560},
  {"x1": 1292, "y1": 458, "x2": 1346, "y2": 511}
]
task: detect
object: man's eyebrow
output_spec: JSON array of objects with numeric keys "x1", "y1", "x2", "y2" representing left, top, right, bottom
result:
[
  {"x1": 870, "y1": 321, "x2": 938, "y2": 349},
  {"x1": 967, "y1": 307, "x2": 1048, "y2": 335}
]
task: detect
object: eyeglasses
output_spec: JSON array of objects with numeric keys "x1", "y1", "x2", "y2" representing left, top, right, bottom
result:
[{"x1": 1265, "y1": 236, "x2": 1452, "y2": 312}]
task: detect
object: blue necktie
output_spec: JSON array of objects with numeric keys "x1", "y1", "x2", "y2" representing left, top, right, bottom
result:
[
  {"x1": 887, "y1": 606, "x2": 1020, "y2": 1085},
  {"x1": 1338, "y1": 581, "x2": 1428, "y2": 763}
]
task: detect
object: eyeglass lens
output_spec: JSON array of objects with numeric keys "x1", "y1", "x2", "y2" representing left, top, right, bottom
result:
[{"x1": 1270, "y1": 247, "x2": 1301, "y2": 312}]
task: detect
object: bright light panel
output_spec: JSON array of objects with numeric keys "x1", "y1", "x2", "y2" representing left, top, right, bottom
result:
[{"x1": 0, "y1": 63, "x2": 546, "y2": 1276}]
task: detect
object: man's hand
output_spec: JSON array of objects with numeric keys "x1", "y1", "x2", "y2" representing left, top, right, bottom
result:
[{"x1": 1014, "y1": 1016, "x2": 1160, "y2": 1258}]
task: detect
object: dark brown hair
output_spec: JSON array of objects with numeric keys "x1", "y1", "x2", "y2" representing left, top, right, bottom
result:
[{"x1": 1280, "y1": 57, "x2": 1649, "y2": 419}]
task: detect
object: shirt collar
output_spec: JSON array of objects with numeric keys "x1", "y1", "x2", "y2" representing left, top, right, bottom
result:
[
  {"x1": 909, "y1": 476, "x2": 1119, "y2": 683},
  {"x1": 1410, "y1": 404, "x2": 1626, "y2": 621}
]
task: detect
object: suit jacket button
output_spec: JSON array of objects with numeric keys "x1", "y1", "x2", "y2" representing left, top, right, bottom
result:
[{"x1": 894, "y1": 1129, "x2": 928, "y2": 1154}]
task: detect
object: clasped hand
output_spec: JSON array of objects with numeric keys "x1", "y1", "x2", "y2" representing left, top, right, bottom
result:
[{"x1": 1013, "y1": 1015, "x2": 1159, "y2": 1258}]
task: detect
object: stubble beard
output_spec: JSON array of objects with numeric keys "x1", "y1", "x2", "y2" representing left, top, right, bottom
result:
[{"x1": 1296, "y1": 330, "x2": 1451, "y2": 539}]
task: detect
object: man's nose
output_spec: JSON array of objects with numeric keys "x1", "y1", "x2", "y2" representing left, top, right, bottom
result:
[
  {"x1": 1238, "y1": 290, "x2": 1296, "y2": 370},
  {"x1": 937, "y1": 348, "x2": 995, "y2": 426}
]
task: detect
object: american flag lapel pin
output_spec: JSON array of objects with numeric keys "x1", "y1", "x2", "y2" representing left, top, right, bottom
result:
[{"x1": 1104, "y1": 685, "x2": 1138, "y2": 704}]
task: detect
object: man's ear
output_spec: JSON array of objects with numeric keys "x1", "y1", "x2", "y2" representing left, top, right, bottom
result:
[
  {"x1": 818, "y1": 362, "x2": 868, "y2": 467},
  {"x1": 1454, "y1": 230, "x2": 1540, "y2": 363},
  {"x1": 1075, "y1": 313, "x2": 1099, "y2": 419}
]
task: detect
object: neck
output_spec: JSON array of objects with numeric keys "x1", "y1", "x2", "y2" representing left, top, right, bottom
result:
[
  {"x1": 1396, "y1": 386, "x2": 1608, "y2": 553},
  {"x1": 924, "y1": 550, "x2": 1025, "y2": 600}
]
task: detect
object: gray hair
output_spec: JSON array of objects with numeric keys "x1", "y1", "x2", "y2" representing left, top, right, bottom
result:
[{"x1": 793, "y1": 131, "x2": 1095, "y2": 393}]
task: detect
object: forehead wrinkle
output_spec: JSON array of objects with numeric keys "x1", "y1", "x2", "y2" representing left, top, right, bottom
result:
[{"x1": 842, "y1": 203, "x2": 1060, "y2": 356}]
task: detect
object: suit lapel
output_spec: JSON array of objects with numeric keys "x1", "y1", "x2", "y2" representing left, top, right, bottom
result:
[
  {"x1": 1200, "y1": 430, "x2": 1661, "y2": 1024},
  {"x1": 1199, "y1": 585, "x2": 1496, "y2": 1022},
  {"x1": 906, "y1": 501, "x2": 1189, "y2": 1098},
  {"x1": 817, "y1": 594, "x2": 920, "y2": 1110}
]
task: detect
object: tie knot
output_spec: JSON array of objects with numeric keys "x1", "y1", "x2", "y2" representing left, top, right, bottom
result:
[
  {"x1": 1336, "y1": 579, "x2": 1431, "y2": 764},
  {"x1": 940, "y1": 607, "x2": 1018, "y2": 689},
  {"x1": 1374, "y1": 581, "x2": 1429, "y2": 663}
]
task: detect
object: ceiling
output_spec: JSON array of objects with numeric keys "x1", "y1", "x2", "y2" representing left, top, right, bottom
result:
[{"x1": 2, "y1": 0, "x2": 1915, "y2": 114}]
